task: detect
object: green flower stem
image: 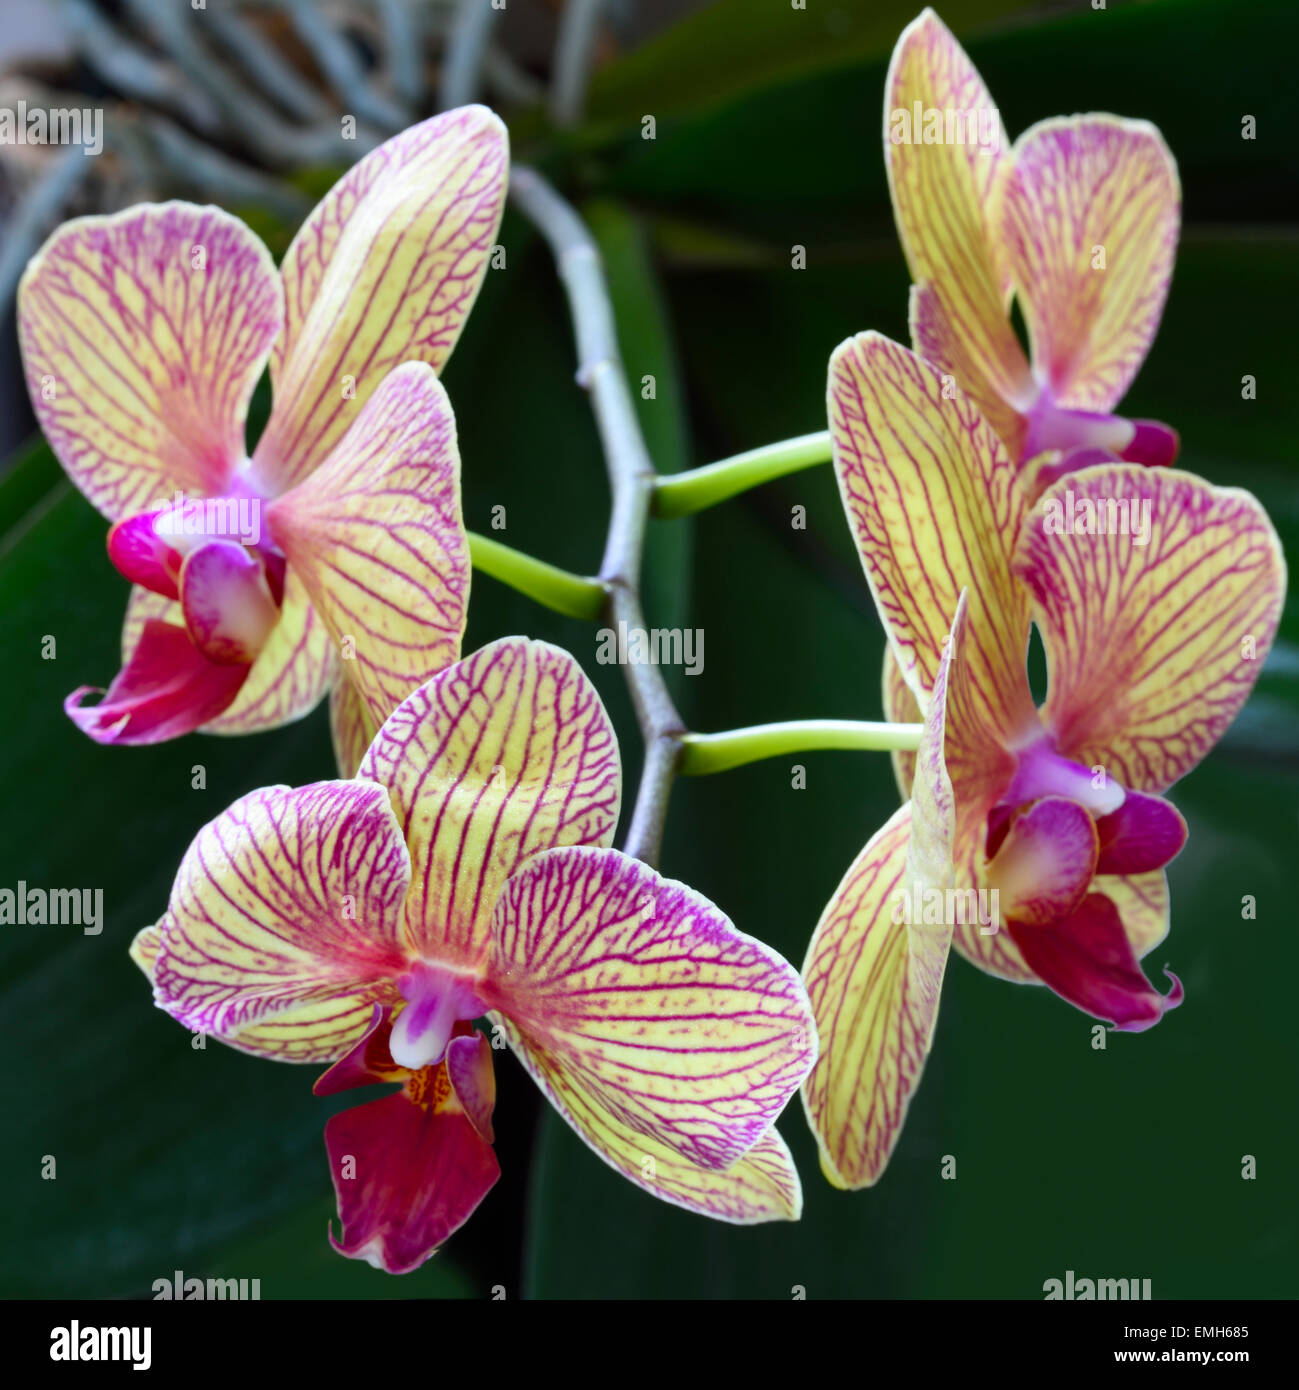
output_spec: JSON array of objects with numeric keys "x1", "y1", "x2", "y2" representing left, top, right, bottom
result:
[
  {"x1": 468, "y1": 531, "x2": 605, "y2": 621},
  {"x1": 680, "y1": 720, "x2": 924, "y2": 776},
  {"x1": 653, "y1": 430, "x2": 833, "y2": 519}
]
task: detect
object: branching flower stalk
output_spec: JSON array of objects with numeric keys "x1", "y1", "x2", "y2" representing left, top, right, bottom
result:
[{"x1": 508, "y1": 165, "x2": 921, "y2": 865}]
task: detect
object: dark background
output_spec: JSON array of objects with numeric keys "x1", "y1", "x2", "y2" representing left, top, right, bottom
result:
[{"x1": 0, "y1": 0, "x2": 1295, "y2": 1298}]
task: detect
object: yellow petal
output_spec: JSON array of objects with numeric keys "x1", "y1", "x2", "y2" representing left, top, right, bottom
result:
[
  {"x1": 885, "y1": 11, "x2": 1031, "y2": 426},
  {"x1": 269, "y1": 363, "x2": 470, "y2": 729},
  {"x1": 359, "y1": 638, "x2": 621, "y2": 971},
  {"x1": 1001, "y1": 116, "x2": 1179, "y2": 413},
  {"x1": 801, "y1": 597, "x2": 960, "y2": 1189},
  {"x1": 254, "y1": 107, "x2": 507, "y2": 493}
]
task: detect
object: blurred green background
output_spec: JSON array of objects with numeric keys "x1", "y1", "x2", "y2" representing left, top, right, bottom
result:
[{"x1": 0, "y1": 0, "x2": 1295, "y2": 1299}]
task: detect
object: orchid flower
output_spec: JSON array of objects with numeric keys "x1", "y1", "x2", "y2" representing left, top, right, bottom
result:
[
  {"x1": 17, "y1": 107, "x2": 507, "y2": 758},
  {"x1": 131, "y1": 637, "x2": 818, "y2": 1270},
  {"x1": 803, "y1": 331, "x2": 1284, "y2": 1188},
  {"x1": 886, "y1": 9, "x2": 1181, "y2": 492}
]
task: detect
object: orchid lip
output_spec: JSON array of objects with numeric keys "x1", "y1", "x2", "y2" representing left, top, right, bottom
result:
[{"x1": 389, "y1": 962, "x2": 486, "y2": 1071}]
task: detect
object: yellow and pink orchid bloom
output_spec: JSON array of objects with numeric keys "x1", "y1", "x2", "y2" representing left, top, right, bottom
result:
[
  {"x1": 131, "y1": 637, "x2": 818, "y2": 1271},
  {"x1": 803, "y1": 330, "x2": 1285, "y2": 1189},
  {"x1": 17, "y1": 106, "x2": 506, "y2": 755},
  {"x1": 886, "y1": 9, "x2": 1181, "y2": 492}
]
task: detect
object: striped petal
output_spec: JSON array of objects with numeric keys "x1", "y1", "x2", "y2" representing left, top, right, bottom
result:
[
  {"x1": 66, "y1": 617, "x2": 247, "y2": 744},
  {"x1": 150, "y1": 781, "x2": 412, "y2": 1059},
  {"x1": 269, "y1": 362, "x2": 470, "y2": 728},
  {"x1": 18, "y1": 203, "x2": 281, "y2": 520},
  {"x1": 885, "y1": 11, "x2": 1032, "y2": 428},
  {"x1": 1017, "y1": 465, "x2": 1286, "y2": 793},
  {"x1": 359, "y1": 639, "x2": 621, "y2": 971},
  {"x1": 253, "y1": 106, "x2": 507, "y2": 494},
  {"x1": 829, "y1": 332, "x2": 1036, "y2": 746},
  {"x1": 486, "y1": 846, "x2": 815, "y2": 1174},
  {"x1": 129, "y1": 921, "x2": 163, "y2": 976},
  {"x1": 882, "y1": 647, "x2": 920, "y2": 799},
  {"x1": 801, "y1": 597, "x2": 959, "y2": 1189},
  {"x1": 329, "y1": 678, "x2": 378, "y2": 778},
  {"x1": 1002, "y1": 117, "x2": 1179, "y2": 413},
  {"x1": 1099, "y1": 869, "x2": 1169, "y2": 959},
  {"x1": 909, "y1": 282, "x2": 1029, "y2": 462}
]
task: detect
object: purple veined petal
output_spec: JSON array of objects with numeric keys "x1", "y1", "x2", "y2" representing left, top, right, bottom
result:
[
  {"x1": 573, "y1": 1125, "x2": 803, "y2": 1225},
  {"x1": 268, "y1": 362, "x2": 471, "y2": 730},
  {"x1": 985, "y1": 796, "x2": 1099, "y2": 928},
  {"x1": 329, "y1": 677, "x2": 378, "y2": 778},
  {"x1": 1095, "y1": 790, "x2": 1187, "y2": 875},
  {"x1": 1099, "y1": 869, "x2": 1170, "y2": 961},
  {"x1": 486, "y1": 845, "x2": 816, "y2": 1174},
  {"x1": 908, "y1": 281, "x2": 1032, "y2": 464},
  {"x1": 800, "y1": 595, "x2": 961, "y2": 1189},
  {"x1": 179, "y1": 540, "x2": 279, "y2": 665},
  {"x1": 1031, "y1": 446, "x2": 1121, "y2": 495},
  {"x1": 828, "y1": 331, "x2": 1038, "y2": 750},
  {"x1": 359, "y1": 637, "x2": 621, "y2": 971},
  {"x1": 151, "y1": 780, "x2": 413, "y2": 1058},
  {"x1": 254, "y1": 106, "x2": 508, "y2": 494},
  {"x1": 1017, "y1": 464, "x2": 1286, "y2": 793},
  {"x1": 17, "y1": 202, "x2": 282, "y2": 521},
  {"x1": 1006, "y1": 892, "x2": 1184, "y2": 1031},
  {"x1": 324, "y1": 1088, "x2": 499, "y2": 1274},
  {"x1": 884, "y1": 11, "x2": 1034, "y2": 432},
  {"x1": 1001, "y1": 115, "x2": 1180, "y2": 413},
  {"x1": 66, "y1": 617, "x2": 248, "y2": 745}
]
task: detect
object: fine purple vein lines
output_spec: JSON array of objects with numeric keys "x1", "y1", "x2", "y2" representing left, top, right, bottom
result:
[
  {"x1": 257, "y1": 105, "x2": 508, "y2": 493},
  {"x1": 1017, "y1": 465, "x2": 1286, "y2": 792},
  {"x1": 18, "y1": 202, "x2": 283, "y2": 519},
  {"x1": 156, "y1": 780, "x2": 411, "y2": 1048},
  {"x1": 269, "y1": 360, "x2": 471, "y2": 729},
  {"x1": 1001, "y1": 117, "x2": 1179, "y2": 413},
  {"x1": 359, "y1": 638, "x2": 621, "y2": 969},
  {"x1": 488, "y1": 845, "x2": 818, "y2": 1173},
  {"x1": 829, "y1": 332, "x2": 1034, "y2": 746}
]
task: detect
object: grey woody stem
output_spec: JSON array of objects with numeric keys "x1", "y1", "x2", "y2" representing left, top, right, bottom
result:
[{"x1": 509, "y1": 165, "x2": 686, "y2": 868}]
